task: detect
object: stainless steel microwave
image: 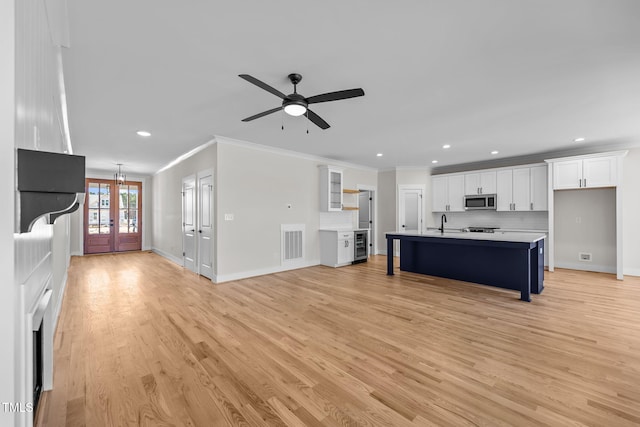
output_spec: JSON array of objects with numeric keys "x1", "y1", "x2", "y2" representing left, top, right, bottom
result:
[{"x1": 464, "y1": 194, "x2": 496, "y2": 210}]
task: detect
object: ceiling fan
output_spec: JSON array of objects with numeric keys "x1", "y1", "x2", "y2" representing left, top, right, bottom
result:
[{"x1": 239, "y1": 73, "x2": 365, "y2": 130}]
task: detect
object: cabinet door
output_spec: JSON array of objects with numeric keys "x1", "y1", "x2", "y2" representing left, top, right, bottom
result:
[
  {"x1": 337, "y1": 237, "x2": 354, "y2": 265},
  {"x1": 480, "y1": 171, "x2": 497, "y2": 194},
  {"x1": 464, "y1": 173, "x2": 481, "y2": 195},
  {"x1": 328, "y1": 169, "x2": 343, "y2": 211},
  {"x1": 553, "y1": 160, "x2": 582, "y2": 189},
  {"x1": 583, "y1": 156, "x2": 617, "y2": 188},
  {"x1": 512, "y1": 168, "x2": 531, "y2": 211},
  {"x1": 448, "y1": 175, "x2": 466, "y2": 212},
  {"x1": 431, "y1": 176, "x2": 448, "y2": 212},
  {"x1": 530, "y1": 165, "x2": 548, "y2": 211},
  {"x1": 496, "y1": 170, "x2": 513, "y2": 211}
]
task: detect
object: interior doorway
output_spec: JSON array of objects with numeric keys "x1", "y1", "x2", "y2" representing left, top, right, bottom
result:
[
  {"x1": 398, "y1": 185, "x2": 424, "y2": 234},
  {"x1": 182, "y1": 175, "x2": 197, "y2": 273},
  {"x1": 182, "y1": 171, "x2": 215, "y2": 278},
  {"x1": 84, "y1": 178, "x2": 142, "y2": 254},
  {"x1": 358, "y1": 189, "x2": 375, "y2": 255}
]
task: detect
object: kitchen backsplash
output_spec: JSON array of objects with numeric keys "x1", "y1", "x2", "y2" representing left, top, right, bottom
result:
[
  {"x1": 319, "y1": 211, "x2": 357, "y2": 230},
  {"x1": 432, "y1": 211, "x2": 548, "y2": 231}
]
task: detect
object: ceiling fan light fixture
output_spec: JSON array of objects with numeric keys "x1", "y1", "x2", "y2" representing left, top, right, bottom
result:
[{"x1": 283, "y1": 103, "x2": 307, "y2": 117}]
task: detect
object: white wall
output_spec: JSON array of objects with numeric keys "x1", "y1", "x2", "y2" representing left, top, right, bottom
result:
[
  {"x1": 622, "y1": 148, "x2": 640, "y2": 276},
  {"x1": 555, "y1": 188, "x2": 616, "y2": 273},
  {"x1": 9, "y1": 1, "x2": 73, "y2": 425},
  {"x1": 377, "y1": 170, "x2": 396, "y2": 254},
  {"x1": 0, "y1": 0, "x2": 16, "y2": 422},
  {"x1": 151, "y1": 143, "x2": 217, "y2": 263},
  {"x1": 216, "y1": 141, "x2": 321, "y2": 278}
]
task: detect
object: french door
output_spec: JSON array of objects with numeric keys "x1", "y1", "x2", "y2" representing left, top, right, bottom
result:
[{"x1": 84, "y1": 178, "x2": 142, "y2": 254}]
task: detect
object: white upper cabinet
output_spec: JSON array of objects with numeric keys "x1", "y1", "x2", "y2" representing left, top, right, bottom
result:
[
  {"x1": 583, "y1": 156, "x2": 618, "y2": 188},
  {"x1": 496, "y1": 165, "x2": 547, "y2": 211},
  {"x1": 464, "y1": 171, "x2": 497, "y2": 195},
  {"x1": 496, "y1": 170, "x2": 513, "y2": 211},
  {"x1": 552, "y1": 156, "x2": 617, "y2": 190},
  {"x1": 319, "y1": 166, "x2": 343, "y2": 211},
  {"x1": 529, "y1": 165, "x2": 548, "y2": 211},
  {"x1": 432, "y1": 174, "x2": 465, "y2": 212}
]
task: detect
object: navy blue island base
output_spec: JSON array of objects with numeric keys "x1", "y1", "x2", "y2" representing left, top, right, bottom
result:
[{"x1": 386, "y1": 232, "x2": 545, "y2": 302}]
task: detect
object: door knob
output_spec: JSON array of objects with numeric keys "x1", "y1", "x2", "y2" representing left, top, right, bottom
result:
[{"x1": 198, "y1": 230, "x2": 202, "y2": 233}]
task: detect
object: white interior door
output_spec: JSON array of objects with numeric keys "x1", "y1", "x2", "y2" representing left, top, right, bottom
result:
[
  {"x1": 182, "y1": 175, "x2": 197, "y2": 273},
  {"x1": 399, "y1": 187, "x2": 423, "y2": 233},
  {"x1": 197, "y1": 170, "x2": 214, "y2": 279}
]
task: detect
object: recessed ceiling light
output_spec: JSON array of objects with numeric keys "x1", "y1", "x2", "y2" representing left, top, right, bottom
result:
[
  {"x1": 442, "y1": 144, "x2": 451, "y2": 149},
  {"x1": 432, "y1": 160, "x2": 438, "y2": 164},
  {"x1": 574, "y1": 137, "x2": 585, "y2": 142},
  {"x1": 491, "y1": 150, "x2": 499, "y2": 155},
  {"x1": 376, "y1": 153, "x2": 383, "y2": 157},
  {"x1": 136, "y1": 130, "x2": 151, "y2": 137}
]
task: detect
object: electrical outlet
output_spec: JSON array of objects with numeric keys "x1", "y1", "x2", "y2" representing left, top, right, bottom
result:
[
  {"x1": 224, "y1": 213, "x2": 234, "y2": 221},
  {"x1": 579, "y1": 252, "x2": 592, "y2": 262}
]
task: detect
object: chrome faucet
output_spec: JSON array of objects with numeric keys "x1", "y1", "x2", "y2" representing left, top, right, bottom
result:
[{"x1": 439, "y1": 214, "x2": 447, "y2": 233}]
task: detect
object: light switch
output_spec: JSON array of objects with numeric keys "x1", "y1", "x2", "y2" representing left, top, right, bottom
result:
[{"x1": 224, "y1": 213, "x2": 234, "y2": 221}]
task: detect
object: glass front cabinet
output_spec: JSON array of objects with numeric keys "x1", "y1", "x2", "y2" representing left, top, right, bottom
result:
[{"x1": 320, "y1": 166, "x2": 343, "y2": 212}]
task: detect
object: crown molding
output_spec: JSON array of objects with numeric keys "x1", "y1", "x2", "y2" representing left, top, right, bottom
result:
[{"x1": 214, "y1": 135, "x2": 378, "y2": 172}]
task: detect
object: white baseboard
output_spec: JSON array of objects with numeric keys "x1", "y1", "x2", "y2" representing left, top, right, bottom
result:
[
  {"x1": 623, "y1": 267, "x2": 640, "y2": 277},
  {"x1": 555, "y1": 261, "x2": 616, "y2": 274},
  {"x1": 70, "y1": 251, "x2": 83, "y2": 256},
  {"x1": 378, "y1": 249, "x2": 387, "y2": 256},
  {"x1": 151, "y1": 249, "x2": 321, "y2": 284},
  {"x1": 215, "y1": 259, "x2": 320, "y2": 284},
  {"x1": 152, "y1": 247, "x2": 184, "y2": 267}
]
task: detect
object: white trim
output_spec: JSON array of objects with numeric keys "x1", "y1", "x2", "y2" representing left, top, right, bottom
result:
[
  {"x1": 214, "y1": 259, "x2": 320, "y2": 284},
  {"x1": 152, "y1": 247, "x2": 184, "y2": 267},
  {"x1": 155, "y1": 139, "x2": 216, "y2": 174},
  {"x1": 555, "y1": 262, "x2": 616, "y2": 275},
  {"x1": 623, "y1": 268, "x2": 640, "y2": 277},
  {"x1": 215, "y1": 135, "x2": 378, "y2": 172},
  {"x1": 544, "y1": 150, "x2": 629, "y2": 164}
]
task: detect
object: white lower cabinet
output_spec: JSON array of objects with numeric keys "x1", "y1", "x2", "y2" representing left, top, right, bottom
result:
[{"x1": 320, "y1": 230, "x2": 354, "y2": 267}]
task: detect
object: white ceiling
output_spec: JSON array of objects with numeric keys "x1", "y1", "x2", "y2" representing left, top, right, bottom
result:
[{"x1": 62, "y1": 0, "x2": 640, "y2": 176}]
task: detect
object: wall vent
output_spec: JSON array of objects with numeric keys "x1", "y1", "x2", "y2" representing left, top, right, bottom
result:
[
  {"x1": 282, "y1": 224, "x2": 305, "y2": 265},
  {"x1": 579, "y1": 252, "x2": 592, "y2": 262}
]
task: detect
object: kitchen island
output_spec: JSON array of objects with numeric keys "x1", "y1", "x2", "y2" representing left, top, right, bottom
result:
[{"x1": 386, "y1": 231, "x2": 546, "y2": 302}]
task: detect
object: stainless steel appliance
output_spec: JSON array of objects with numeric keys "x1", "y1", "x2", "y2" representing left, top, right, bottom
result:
[
  {"x1": 353, "y1": 230, "x2": 368, "y2": 263},
  {"x1": 464, "y1": 194, "x2": 496, "y2": 210}
]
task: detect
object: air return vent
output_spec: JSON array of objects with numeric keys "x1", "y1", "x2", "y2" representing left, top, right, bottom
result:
[{"x1": 281, "y1": 224, "x2": 305, "y2": 265}]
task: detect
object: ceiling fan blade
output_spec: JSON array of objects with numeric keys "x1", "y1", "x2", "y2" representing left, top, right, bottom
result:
[
  {"x1": 241, "y1": 106, "x2": 282, "y2": 122},
  {"x1": 306, "y1": 109, "x2": 330, "y2": 129},
  {"x1": 306, "y1": 88, "x2": 365, "y2": 104},
  {"x1": 239, "y1": 74, "x2": 286, "y2": 99}
]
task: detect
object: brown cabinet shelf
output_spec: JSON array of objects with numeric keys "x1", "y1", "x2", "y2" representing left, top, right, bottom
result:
[{"x1": 343, "y1": 189, "x2": 360, "y2": 194}]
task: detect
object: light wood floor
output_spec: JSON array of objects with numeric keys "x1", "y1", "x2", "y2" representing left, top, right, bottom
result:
[{"x1": 36, "y1": 252, "x2": 640, "y2": 426}]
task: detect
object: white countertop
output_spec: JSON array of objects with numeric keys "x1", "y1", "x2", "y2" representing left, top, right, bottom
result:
[
  {"x1": 320, "y1": 228, "x2": 369, "y2": 232},
  {"x1": 386, "y1": 230, "x2": 546, "y2": 243}
]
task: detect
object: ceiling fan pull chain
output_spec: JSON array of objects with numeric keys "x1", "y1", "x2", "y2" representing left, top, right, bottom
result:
[
  {"x1": 281, "y1": 109, "x2": 284, "y2": 130},
  {"x1": 306, "y1": 110, "x2": 309, "y2": 134}
]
